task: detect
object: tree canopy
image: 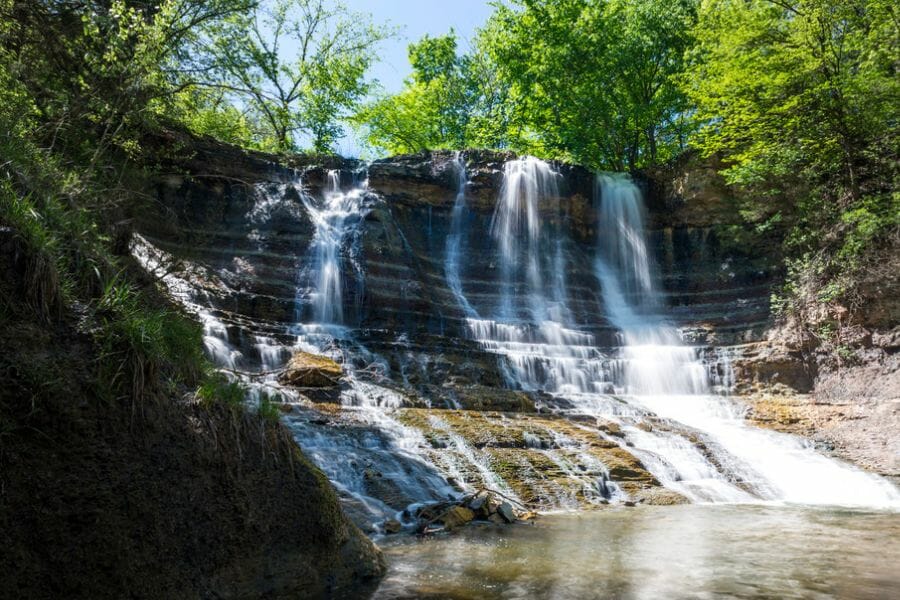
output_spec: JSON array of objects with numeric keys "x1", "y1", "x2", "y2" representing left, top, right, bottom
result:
[{"x1": 1, "y1": 0, "x2": 897, "y2": 320}]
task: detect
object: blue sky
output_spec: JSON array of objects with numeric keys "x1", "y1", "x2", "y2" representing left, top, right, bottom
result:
[{"x1": 342, "y1": 0, "x2": 496, "y2": 94}]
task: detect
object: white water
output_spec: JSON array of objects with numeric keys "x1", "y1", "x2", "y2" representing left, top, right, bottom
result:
[
  {"x1": 592, "y1": 175, "x2": 900, "y2": 508},
  {"x1": 467, "y1": 158, "x2": 597, "y2": 393},
  {"x1": 444, "y1": 152, "x2": 478, "y2": 318},
  {"x1": 459, "y1": 163, "x2": 899, "y2": 509},
  {"x1": 491, "y1": 157, "x2": 568, "y2": 323},
  {"x1": 299, "y1": 170, "x2": 368, "y2": 324}
]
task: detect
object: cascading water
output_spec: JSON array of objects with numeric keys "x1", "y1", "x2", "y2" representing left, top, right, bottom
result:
[
  {"x1": 137, "y1": 152, "x2": 899, "y2": 524},
  {"x1": 467, "y1": 157, "x2": 602, "y2": 394},
  {"x1": 459, "y1": 162, "x2": 898, "y2": 508},
  {"x1": 594, "y1": 174, "x2": 706, "y2": 396},
  {"x1": 444, "y1": 152, "x2": 477, "y2": 318},
  {"x1": 299, "y1": 169, "x2": 368, "y2": 326},
  {"x1": 490, "y1": 157, "x2": 567, "y2": 322},
  {"x1": 592, "y1": 174, "x2": 900, "y2": 507}
]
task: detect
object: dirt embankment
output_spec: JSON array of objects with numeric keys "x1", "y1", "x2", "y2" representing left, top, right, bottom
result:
[{"x1": 0, "y1": 227, "x2": 384, "y2": 599}]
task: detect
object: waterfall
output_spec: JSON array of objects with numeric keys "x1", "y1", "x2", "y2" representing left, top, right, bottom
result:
[
  {"x1": 491, "y1": 157, "x2": 567, "y2": 322},
  {"x1": 444, "y1": 152, "x2": 477, "y2": 318},
  {"x1": 592, "y1": 174, "x2": 900, "y2": 507},
  {"x1": 595, "y1": 175, "x2": 707, "y2": 396},
  {"x1": 137, "y1": 154, "x2": 899, "y2": 518},
  {"x1": 299, "y1": 169, "x2": 368, "y2": 326},
  {"x1": 467, "y1": 157, "x2": 602, "y2": 394}
]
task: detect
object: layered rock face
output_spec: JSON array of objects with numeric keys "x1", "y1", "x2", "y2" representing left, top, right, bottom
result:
[
  {"x1": 363, "y1": 151, "x2": 777, "y2": 345},
  {"x1": 139, "y1": 148, "x2": 778, "y2": 364},
  {"x1": 133, "y1": 141, "x2": 898, "y2": 521}
]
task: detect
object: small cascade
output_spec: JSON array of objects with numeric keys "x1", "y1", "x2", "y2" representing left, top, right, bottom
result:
[
  {"x1": 491, "y1": 157, "x2": 567, "y2": 322},
  {"x1": 298, "y1": 169, "x2": 369, "y2": 325},
  {"x1": 595, "y1": 175, "x2": 707, "y2": 396},
  {"x1": 467, "y1": 157, "x2": 600, "y2": 395},
  {"x1": 444, "y1": 152, "x2": 478, "y2": 318}
]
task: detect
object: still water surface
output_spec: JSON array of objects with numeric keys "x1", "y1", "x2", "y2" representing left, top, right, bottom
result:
[{"x1": 375, "y1": 505, "x2": 900, "y2": 599}]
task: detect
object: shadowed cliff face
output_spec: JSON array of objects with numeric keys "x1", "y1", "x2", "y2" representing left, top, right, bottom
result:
[{"x1": 0, "y1": 222, "x2": 385, "y2": 600}]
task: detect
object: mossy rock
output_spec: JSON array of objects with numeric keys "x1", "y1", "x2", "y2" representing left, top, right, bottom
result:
[{"x1": 279, "y1": 351, "x2": 343, "y2": 387}]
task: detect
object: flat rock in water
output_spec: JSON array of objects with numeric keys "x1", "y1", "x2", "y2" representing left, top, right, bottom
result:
[{"x1": 278, "y1": 351, "x2": 342, "y2": 388}]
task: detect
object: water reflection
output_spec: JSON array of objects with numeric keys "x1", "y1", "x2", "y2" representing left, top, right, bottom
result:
[{"x1": 375, "y1": 505, "x2": 900, "y2": 599}]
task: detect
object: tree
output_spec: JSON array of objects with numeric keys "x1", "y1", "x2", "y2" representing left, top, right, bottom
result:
[
  {"x1": 354, "y1": 30, "x2": 516, "y2": 155},
  {"x1": 356, "y1": 1, "x2": 697, "y2": 168},
  {"x1": 480, "y1": 0, "x2": 697, "y2": 170},
  {"x1": 687, "y1": 0, "x2": 897, "y2": 195},
  {"x1": 205, "y1": 0, "x2": 392, "y2": 152},
  {"x1": 686, "y1": 0, "x2": 899, "y2": 313}
]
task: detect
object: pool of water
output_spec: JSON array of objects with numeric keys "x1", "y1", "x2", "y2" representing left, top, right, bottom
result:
[{"x1": 374, "y1": 505, "x2": 900, "y2": 599}]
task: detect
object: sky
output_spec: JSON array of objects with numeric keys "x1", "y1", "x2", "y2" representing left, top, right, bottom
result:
[{"x1": 342, "y1": 0, "x2": 496, "y2": 94}]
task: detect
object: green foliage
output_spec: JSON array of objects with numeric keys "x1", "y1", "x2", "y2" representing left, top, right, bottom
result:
[
  {"x1": 202, "y1": 0, "x2": 393, "y2": 152},
  {"x1": 168, "y1": 88, "x2": 268, "y2": 150},
  {"x1": 837, "y1": 193, "x2": 900, "y2": 263},
  {"x1": 353, "y1": 32, "x2": 497, "y2": 154},
  {"x1": 93, "y1": 277, "x2": 205, "y2": 402},
  {"x1": 687, "y1": 0, "x2": 899, "y2": 315},
  {"x1": 686, "y1": 0, "x2": 897, "y2": 192},
  {"x1": 0, "y1": 187, "x2": 65, "y2": 322},
  {"x1": 483, "y1": 0, "x2": 697, "y2": 169},
  {"x1": 197, "y1": 373, "x2": 247, "y2": 409},
  {"x1": 257, "y1": 393, "x2": 283, "y2": 423},
  {"x1": 356, "y1": 1, "x2": 697, "y2": 168}
]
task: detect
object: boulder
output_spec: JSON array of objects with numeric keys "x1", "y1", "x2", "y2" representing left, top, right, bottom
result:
[
  {"x1": 278, "y1": 351, "x2": 343, "y2": 388},
  {"x1": 439, "y1": 506, "x2": 475, "y2": 530},
  {"x1": 496, "y1": 501, "x2": 517, "y2": 523},
  {"x1": 363, "y1": 469, "x2": 416, "y2": 510},
  {"x1": 466, "y1": 493, "x2": 502, "y2": 520}
]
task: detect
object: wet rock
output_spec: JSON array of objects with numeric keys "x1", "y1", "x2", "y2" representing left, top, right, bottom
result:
[
  {"x1": 278, "y1": 351, "x2": 343, "y2": 387},
  {"x1": 632, "y1": 488, "x2": 689, "y2": 506},
  {"x1": 598, "y1": 421, "x2": 625, "y2": 438},
  {"x1": 439, "y1": 506, "x2": 475, "y2": 530},
  {"x1": 466, "y1": 493, "x2": 501, "y2": 520},
  {"x1": 454, "y1": 386, "x2": 537, "y2": 413},
  {"x1": 497, "y1": 502, "x2": 516, "y2": 523},
  {"x1": 467, "y1": 494, "x2": 489, "y2": 517},
  {"x1": 362, "y1": 469, "x2": 415, "y2": 510},
  {"x1": 383, "y1": 519, "x2": 402, "y2": 534},
  {"x1": 487, "y1": 513, "x2": 506, "y2": 525}
]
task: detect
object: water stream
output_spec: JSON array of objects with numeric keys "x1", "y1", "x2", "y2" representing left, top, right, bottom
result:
[{"x1": 375, "y1": 504, "x2": 900, "y2": 599}]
